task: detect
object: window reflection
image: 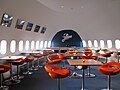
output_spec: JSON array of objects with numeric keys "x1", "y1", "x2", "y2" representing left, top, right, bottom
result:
[
  {"x1": 44, "y1": 41, "x2": 47, "y2": 48},
  {"x1": 82, "y1": 40, "x2": 86, "y2": 47},
  {"x1": 36, "y1": 41, "x2": 39, "y2": 49},
  {"x1": 10, "y1": 40, "x2": 16, "y2": 53},
  {"x1": 25, "y1": 40, "x2": 29, "y2": 50},
  {"x1": 115, "y1": 40, "x2": 120, "y2": 49},
  {"x1": 0, "y1": 40, "x2": 7, "y2": 54},
  {"x1": 107, "y1": 40, "x2": 112, "y2": 49},
  {"x1": 88, "y1": 40, "x2": 92, "y2": 47},
  {"x1": 31, "y1": 41, "x2": 35, "y2": 50},
  {"x1": 19, "y1": 40, "x2": 23, "y2": 51},
  {"x1": 100, "y1": 40, "x2": 105, "y2": 48},
  {"x1": 48, "y1": 41, "x2": 51, "y2": 48},
  {"x1": 40, "y1": 41, "x2": 43, "y2": 49},
  {"x1": 94, "y1": 40, "x2": 98, "y2": 48}
]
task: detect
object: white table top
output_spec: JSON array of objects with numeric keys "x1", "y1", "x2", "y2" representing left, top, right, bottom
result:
[
  {"x1": 0, "y1": 56, "x2": 25, "y2": 60},
  {"x1": 67, "y1": 59, "x2": 103, "y2": 66},
  {"x1": 21, "y1": 51, "x2": 42, "y2": 54}
]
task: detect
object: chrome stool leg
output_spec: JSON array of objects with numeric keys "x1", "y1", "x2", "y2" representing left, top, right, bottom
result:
[
  {"x1": 37, "y1": 58, "x2": 43, "y2": 68},
  {"x1": 13, "y1": 65, "x2": 24, "y2": 80},
  {"x1": 101, "y1": 75, "x2": 112, "y2": 90},
  {"x1": 0, "y1": 73, "x2": 9, "y2": 90},
  {"x1": 58, "y1": 79, "x2": 60, "y2": 90},
  {"x1": 23, "y1": 62, "x2": 33, "y2": 75},
  {"x1": 30, "y1": 60, "x2": 38, "y2": 71},
  {"x1": 70, "y1": 66, "x2": 82, "y2": 78},
  {"x1": 85, "y1": 66, "x2": 96, "y2": 78}
]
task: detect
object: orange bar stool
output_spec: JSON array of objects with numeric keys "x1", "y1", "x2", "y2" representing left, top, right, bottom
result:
[
  {"x1": 80, "y1": 55, "x2": 98, "y2": 78},
  {"x1": 81, "y1": 48, "x2": 98, "y2": 78},
  {"x1": 57, "y1": 53, "x2": 69, "y2": 59},
  {"x1": 29, "y1": 54, "x2": 38, "y2": 71},
  {"x1": 84, "y1": 48, "x2": 93, "y2": 57},
  {"x1": 42, "y1": 51, "x2": 49, "y2": 64},
  {"x1": 12, "y1": 58, "x2": 25, "y2": 80},
  {"x1": 48, "y1": 50, "x2": 54, "y2": 54},
  {"x1": 23, "y1": 57, "x2": 34, "y2": 74},
  {"x1": 57, "y1": 53, "x2": 69, "y2": 67},
  {"x1": 100, "y1": 52, "x2": 112, "y2": 63},
  {"x1": 44, "y1": 64, "x2": 71, "y2": 90},
  {"x1": 47, "y1": 55, "x2": 62, "y2": 65},
  {"x1": 65, "y1": 49, "x2": 74, "y2": 54},
  {"x1": 42, "y1": 51, "x2": 49, "y2": 57},
  {"x1": 33, "y1": 53, "x2": 43, "y2": 68},
  {"x1": 98, "y1": 62, "x2": 120, "y2": 90},
  {"x1": 116, "y1": 52, "x2": 120, "y2": 62},
  {"x1": 0, "y1": 64, "x2": 10, "y2": 90}
]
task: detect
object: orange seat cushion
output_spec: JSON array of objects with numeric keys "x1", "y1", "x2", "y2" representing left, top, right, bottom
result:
[
  {"x1": 101, "y1": 53, "x2": 111, "y2": 57},
  {"x1": 98, "y1": 62, "x2": 120, "y2": 75},
  {"x1": 12, "y1": 58, "x2": 25, "y2": 65},
  {"x1": 116, "y1": 52, "x2": 120, "y2": 55},
  {"x1": 84, "y1": 48, "x2": 93, "y2": 56},
  {"x1": 24, "y1": 57, "x2": 34, "y2": 62},
  {"x1": 47, "y1": 55, "x2": 62, "y2": 64},
  {"x1": 33, "y1": 53, "x2": 43, "y2": 58},
  {"x1": 106, "y1": 52, "x2": 113, "y2": 55},
  {"x1": 44, "y1": 64, "x2": 70, "y2": 79},
  {"x1": 57, "y1": 53, "x2": 69, "y2": 59},
  {"x1": 0, "y1": 64, "x2": 10, "y2": 73},
  {"x1": 48, "y1": 50, "x2": 54, "y2": 54},
  {"x1": 80, "y1": 56, "x2": 98, "y2": 60}
]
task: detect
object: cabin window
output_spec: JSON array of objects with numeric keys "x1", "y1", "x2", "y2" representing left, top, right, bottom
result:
[
  {"x1": 18, "y1": 40, "x2": 23, "y2": 51},
  {"x1": 48, "y1": 41, "x2": 51, "y2": 48},
  {"x1": 31, "y1": 41, "x2": 35, "y2": 50},
  {"x1": 100, "y1": 40, "x2": 105, "y2": 48},
  {"x1": 115, "y1": 40, "x2": 120, "y2": 49},
  {"x1": 25, "y1": 40, "x2": 29, "y2": 50},
  {"x1": 36, "y1": 41, "x2": 39, "y2": 49},
  {"x1": 44, "y1": 41, "x2": 47, "y2": 48},
  {"x1": 10, "y1": 40, "x2": 16, "y2": 53},
  {"x1": 107, "y1": 40, "x2": 112, "y2": 49},
  {"x1": 82, "y1": 40, "x2": 86, "y2": 47},
  {"x1": 0, "y1": 40, "x2": 7, "y2": 54},
  {"x1": 40, "y1": 41, "x2": 43, "y2": 49},
  {"x1": 88, "y1": 40, "x2": 92, "y2": 47},
  {"x1": 94, "y1": 40, "x2": 98, "y2": 48}
]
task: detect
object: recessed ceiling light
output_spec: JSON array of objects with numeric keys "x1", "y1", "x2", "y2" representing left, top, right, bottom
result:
[
  {"x1": 60, "y1": 5, "x2": 64, "y2": 8},
  {"x1": 70, "y1": 8, "x2": 73, "y2": 10},
  {"x1": 81, "y1": 6, "x2": 84, "y2": 8}
]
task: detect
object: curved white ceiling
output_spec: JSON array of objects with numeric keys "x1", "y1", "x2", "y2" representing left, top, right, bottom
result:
[
  {"x1": 36, "y1": 0, "x2": 85, "y2": 13},
  {"x1": 36, "y1": 0, "x2": 118, "y2": 14}
]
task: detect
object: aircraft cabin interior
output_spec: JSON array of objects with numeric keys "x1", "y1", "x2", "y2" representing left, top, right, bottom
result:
[{"x1": 0, "y1": 0, "x2": 120, "y2": 90}]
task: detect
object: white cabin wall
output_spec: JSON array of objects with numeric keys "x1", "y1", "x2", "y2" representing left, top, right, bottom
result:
[
  {"x1": 40, "y1": 0, "x2": 120, "y2": 49},
  {"x1": 43, "y1": 0, "x2": 120, "y2": 49},
  {"x1": 0, "y1": 0, "x2": 52, "y2": 55},
  {"x1": 0, "y1": 0, "x2": 120, "y2": 55},
  {"x1": 0, "y1": 0, "x2": 51, "y2": 41}
]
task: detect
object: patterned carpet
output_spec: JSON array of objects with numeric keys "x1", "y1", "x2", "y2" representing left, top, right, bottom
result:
[{"x1": 7, "y1": 60, "x2": 120, "y2": 90}]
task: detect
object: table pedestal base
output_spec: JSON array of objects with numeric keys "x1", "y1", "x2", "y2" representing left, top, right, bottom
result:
[
  {"x1": 0, "y1": 86, "x2": 9, "y2": 90},
  {"x1": 85, "y1": 73, "x2": 96, "y2": 78},
  {"x1": 23, "y1": 71, "x2": 33, "y2": 75},
  {"x1": 70, "y1": 72, "x2": 82, "y2": 78},
  {"x1": 13, "y1": 75, "x2": 24, "y2": 80},
  {"x1": 101, "y1": 89, "x2": 113, "y2": 90},
  {"x1": 3, "y1": 79, "x2": 20, "y2": 85},
  {"x1": 81, "y1": 88, "x2": 87, "y2": 90}
]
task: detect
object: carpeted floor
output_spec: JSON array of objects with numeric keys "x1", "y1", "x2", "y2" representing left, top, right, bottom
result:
[{"x1": 7, "y1": 60, "x2": 120, "y2": 90}]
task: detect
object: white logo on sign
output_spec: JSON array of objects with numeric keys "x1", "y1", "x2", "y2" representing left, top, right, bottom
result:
[{"x1": 62, "y1": 33, "x2": 72, "y2": 42}]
